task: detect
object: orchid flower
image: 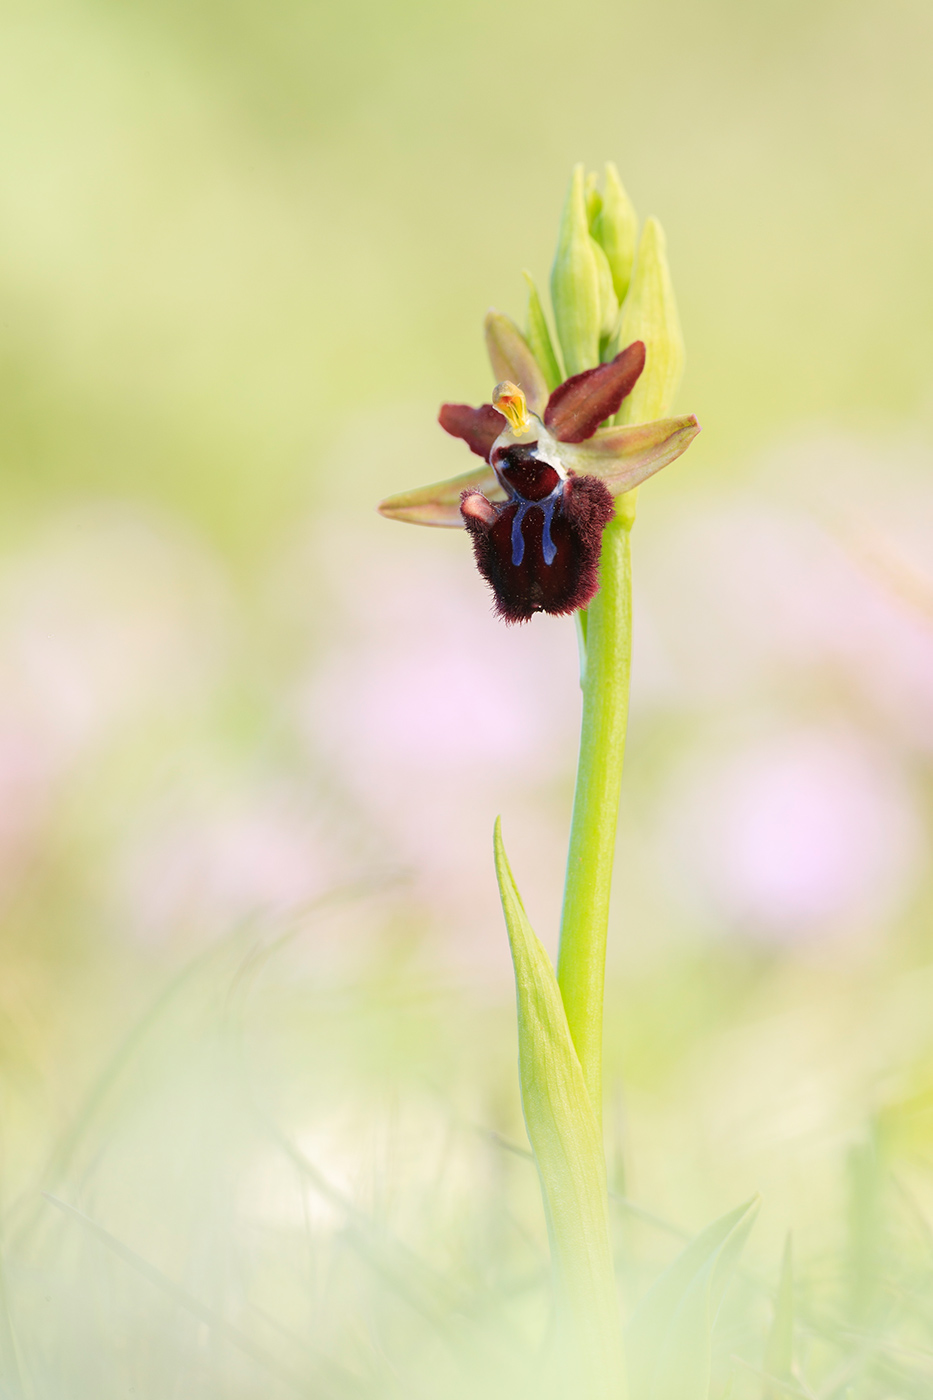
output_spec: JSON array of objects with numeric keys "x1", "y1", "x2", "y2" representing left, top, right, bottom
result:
[{"x1": 378, "y1": 310, "x2": 699, "y2": 621}]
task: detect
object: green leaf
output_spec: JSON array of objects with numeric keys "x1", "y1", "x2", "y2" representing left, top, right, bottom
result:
[
  {"x1": 494, "y1": 818, "x2": 626, "y2": 1400},
  {"x1": 626, "y1": 1196, "x2": 760, "y2": 1400},
  {"x1": 593, "y1": 163, "x2": 638, "y2": 306},
  {"x1": 523, "y1": 270, "x2": 563, "y2": 392},
  {"x1": 550, "y1": 164, "x2": 602, "y2": 376},
  {"x1": 763, "y1": 1234, "x2": 794, "y2": 1396},
  {"x1": 612, "y1": 217, "x2": 684, "y2": 426},
  {"x1": 484, "y1": 309, "x2": 549, "y2": 414}
]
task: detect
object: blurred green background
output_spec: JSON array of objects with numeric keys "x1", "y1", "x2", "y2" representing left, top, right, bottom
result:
[{"x1": 1, "y1": 0, "x2": 933, "y2": 1394}]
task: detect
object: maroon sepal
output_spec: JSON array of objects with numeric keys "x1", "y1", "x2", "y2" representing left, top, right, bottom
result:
[
  {"x1": 543, "y1": 341, "x2": 646, "y2": 443},
  {"x1": 460, "y1": 474, "x2": 615, "y2": 622},
  {"x1": 438, "y1": 403, "x2": 505, "y2": 459}
]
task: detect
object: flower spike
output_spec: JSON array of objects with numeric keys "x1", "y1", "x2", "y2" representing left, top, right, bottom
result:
[{"x1": 377, "y1": 172, "x2": 699, "y2": 617}]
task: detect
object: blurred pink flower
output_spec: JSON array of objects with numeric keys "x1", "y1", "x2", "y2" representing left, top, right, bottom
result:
[
  {"x1": 660, "y1": 727, "x2": 922, "y2": 943},
  {"x1": 637, "y1": 432, "x2": 933, "y2": 750},
  {"x1": 115, "y1": 784, "x2": 337, "y2": 944},
  {"x1": 0, "y1": 502, "x2": 229, "y2": 759},
  {"x1": 0, "y1": 503, "x2": 230, "y2": 901}
]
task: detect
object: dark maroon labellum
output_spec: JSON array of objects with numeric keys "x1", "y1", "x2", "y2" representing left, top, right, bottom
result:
[{"x1": 461, "y1": 442, "x2": 614, "y2": 622}]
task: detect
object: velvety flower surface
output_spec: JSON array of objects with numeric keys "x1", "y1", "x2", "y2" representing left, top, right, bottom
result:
[{"x1": 378, "y1": 323, "x2": 700, "y2": 622}]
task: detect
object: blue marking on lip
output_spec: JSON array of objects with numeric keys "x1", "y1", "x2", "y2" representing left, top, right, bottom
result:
[
  {"x1": 511, "y1": 504, "x2": 528, "y2": 567},
  {"x1": 541, "y1": 498, "x2": 557, "y2": 566},
  {"x1": 509, "y1": 488, "x2": 562, "y2": 569}
]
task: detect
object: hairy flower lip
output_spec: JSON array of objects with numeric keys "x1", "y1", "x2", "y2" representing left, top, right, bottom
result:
[
  {"x1": 461, "y1": 470, "x2": 616, "y2": 622},
  {"x1": 377, "y1": 414, "x2": 701, "y2": 528}
]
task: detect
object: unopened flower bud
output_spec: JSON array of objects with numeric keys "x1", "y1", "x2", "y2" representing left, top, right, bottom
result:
[
  {"x1": 590, "y1": 235, "x2": 619, "y2": 351},
  {"x1": 592, "y1": 162, "x2": 638, "y2": 306},
  {"x1": 550, "y1": 165, "x2": 601, "y2": 376},
  {"x1": 584, "y1": 170, "x2": 602, "y2": 230},
  {"x1": 612, "y1": 217, "x2": 684, "y2": 425}
]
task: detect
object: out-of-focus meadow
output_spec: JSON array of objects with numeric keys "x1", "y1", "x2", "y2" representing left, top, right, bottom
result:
[{"x1": 1, "y1": 0, "x2": 933, "y2": 1394}]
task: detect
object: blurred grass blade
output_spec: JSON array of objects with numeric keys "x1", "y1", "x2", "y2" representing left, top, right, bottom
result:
[
  {"x1": 493, "y1": 818, "x2": 626, "y2": 1400},
  {"x1": 43, "y1": 1193, "x2": 359, "y2": 1399},
  {"x1": 763, "y1": 1234, "x2": 794, "y2": 1397},
  {"x1": 626, "y1": 1196, "x2": 760, "y2": 1400},
  {"x1": 272, "y1": 1124, "x2": 460, "y2": 1326},
  {"x1": 847, "y1": 1128, "x2": 884, "y2": 1323},
  {"x1": 731, "y1": 1359, "x2": 816, "y2": 1400},
  {"x1": 612, "y1": 217, "x2": 684, "y2": 426},
  {"x1": 0, "y1": 1247, "x2": 25, "y2": 1400},
  {"x1": 523, "y1": 270, "x2": 563, "y2": 391}
]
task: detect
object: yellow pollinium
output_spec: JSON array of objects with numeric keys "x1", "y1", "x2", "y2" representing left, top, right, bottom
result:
[{"x1": 492, "y1": 381, "x2": 531, "y2": 435}]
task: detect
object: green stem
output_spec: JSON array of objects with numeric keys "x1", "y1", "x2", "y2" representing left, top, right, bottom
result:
[{"x1": 557, "y1": 495, "x2": 635, "y2": 1126}]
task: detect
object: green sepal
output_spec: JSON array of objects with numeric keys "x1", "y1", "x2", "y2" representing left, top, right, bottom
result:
[
  {"x1": 523, "y1": 270, "x2": 563, "y2": 392},
  {"x1": 494, "y1": 818, "x2": 626, "y2": 1400},
  {"x1": 626, "y1": 1196, "x2": 760, "y2": 1400},
  {"x1": 484, "y1": 309, "x2": 549, "y2": 414},
  {"x1": 559, "y1": 415, "x2": 700, "y2": 494},
  {"x1": 611, "y1": 217, "x2": 685, "y2": 425},
  {"x1": 763, "y1": 1234, "x2": 794, "y2": 1397},
  {"x1": 377, "y1": 463, "x2": 502, "y2": 528},
  {"x1": 593, "y1": 163, "x2": 638, "y2": 305},
  {"x1": 551, "y1": 164, "x2": 602, "y2": 377}
]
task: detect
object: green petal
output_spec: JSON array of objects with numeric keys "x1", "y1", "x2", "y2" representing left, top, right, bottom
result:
[
  {"x1": 484, "y1": 310, "x2": 549, "y2": 414},
  {"x1": 626, "y1": 1196, "x2": 760, "y2": 1400},
  {"x1": 559, "y1": 414, "x2": 700, "y2": 494},
  {"x1": 377, "y1": 463, "x2": 503, "y2": 528}
]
